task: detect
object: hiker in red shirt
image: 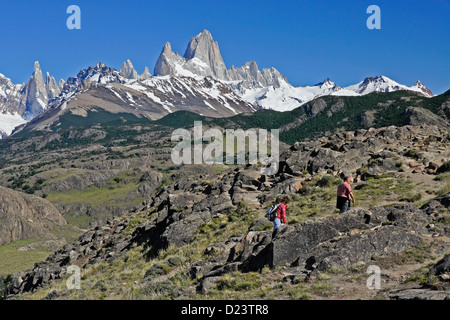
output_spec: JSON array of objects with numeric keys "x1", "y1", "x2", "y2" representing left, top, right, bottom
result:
[
  {"x1": 336, "y1": 175, "x2": 355, "y2": 213},
  {"x1": 274, "y1": 196, "x2": 289, "y2": 231}
]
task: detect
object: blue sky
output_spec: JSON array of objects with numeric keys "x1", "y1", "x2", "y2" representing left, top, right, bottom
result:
[{"x1": 0, "y1": 0, "x2": 449, "y2": 94}]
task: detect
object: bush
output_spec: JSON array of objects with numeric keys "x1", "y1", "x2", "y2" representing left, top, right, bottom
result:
[
  {"x1": 403, "y1": 149, "x2": 423, "y2": 160},
  {"x1": 144, "y1": 262, "x2": 170, "y2": 278},
  {"x1": 21, "y1": 185, "x2": 35, "y2": 194},
  {"x1": 401, "y1": 193, "x2": 422, "y2": 203},
  {"x1": 0, "y1": 275, "x2": 12, "y2": 298},
  {"x1": 317, "y1": 175, "x2": 340, "y2": 187}
]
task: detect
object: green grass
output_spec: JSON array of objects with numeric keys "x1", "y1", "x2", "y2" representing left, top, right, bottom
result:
[
  {"x1": 43, "y1": 168, "x2": 85, "y2": 185},
  {"x1": 0, "y1": 238, "x2": 52, "y2": 278},
  {"x1": 353, "y1": 177, "x2": 415, "y2": 207},
  {"x1": 46, "y1": 182, "x2": 140, "y2": 207}
]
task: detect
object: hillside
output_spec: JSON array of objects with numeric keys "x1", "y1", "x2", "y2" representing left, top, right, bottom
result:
[
  {"x1": 12, "y1": 88, "x2": 448, "y2": 145},
  {"x1": 1, "y1": 123, "x2": 449, "y2": 300},
  {"x1": 156, "y1": 89, "x2": 450, "y2": 144}
]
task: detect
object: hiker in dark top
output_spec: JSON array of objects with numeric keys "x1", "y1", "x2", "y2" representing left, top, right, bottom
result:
[
  {"x1": 274, "y1": 196, "x2": 289, "y2": 231},
  {"x1": 336, "y1": 175, "x2": 355, "y2": 213}
]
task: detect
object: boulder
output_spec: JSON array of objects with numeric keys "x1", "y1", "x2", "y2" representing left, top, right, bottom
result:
[
  {"x1": 430, "y1": 254, "x2": 450, "y2": 277},
  {"x1": 219, "y1": 204, "x2": 431, "y2": 275}
]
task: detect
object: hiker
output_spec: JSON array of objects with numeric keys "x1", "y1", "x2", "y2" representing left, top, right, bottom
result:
[
  {"x1": 273, "y1": 196, "x2": 289, "y2": 231},
  {"x1": 336, "y1": 175, "x2": 355, "y2": 213}
]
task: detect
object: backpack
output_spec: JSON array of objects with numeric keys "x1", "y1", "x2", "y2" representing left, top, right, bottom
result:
[{"x1": 265, "y1": 203, "x2": 280, "y2": 221}]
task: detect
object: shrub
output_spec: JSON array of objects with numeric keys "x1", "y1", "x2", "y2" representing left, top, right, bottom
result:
[
  {"x1": 400, "y1": 193, "x2": 422, "y2": 203},
  {"x1": 317, "y1": 175, "x2": 340, "y2": 187},
  {"x1": 21, "y1": 185, "x2": 35, "y2": 194},
  {"x1": 403, "y1": 149, "x2": 423, "y2": 160}
]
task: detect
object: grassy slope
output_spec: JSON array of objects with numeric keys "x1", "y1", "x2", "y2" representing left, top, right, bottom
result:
[{"x1": 0, "y1": 239, "x2": 52, "y2": 278}]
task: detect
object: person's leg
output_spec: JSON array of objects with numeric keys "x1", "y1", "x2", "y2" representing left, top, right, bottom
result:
[
  {"x1": 340, "y1": 201, "x2": 349, "y2": 213},
  {"x1": 273, "y1": 218, "x2": 281, "y2": 231}
]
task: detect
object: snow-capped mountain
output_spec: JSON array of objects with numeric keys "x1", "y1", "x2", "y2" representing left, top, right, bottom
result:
[
  {"x1": 152, "y1": 30, "x2": 433, "y2": 112},
  {"x1": 154, "y1": 30, "x2": 289, "y2": 91},
  {"x1": 237, "y1": 75, "x2": 435, "y2": 112},
  {"x1": 19, "y1": 61, "x2": 52, "y2": 120},
  {"x1": 345, "y1": 76, "x2": 433, "y2": 97},
  {"x1": 0, "y1": 62, "x2": 63, "y2": 137},
  {"x1": 18, "y1": 62, "x2": 257, "y2": 134},
  {"x1": 0, "y1": 29, "x2": 436, "y2": 138},
  {"x1": 0, "y1": 73, "x2": 23, "y2": 115}
]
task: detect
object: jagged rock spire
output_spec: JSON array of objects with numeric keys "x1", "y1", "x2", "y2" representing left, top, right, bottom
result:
[
  {"x1": 120, "y1": 59, "x2": 140, "y2": 80},
  {"x1": 183, "y1": 29, "x2": 228, "y2": 80},
  {"x1": 153, "y1": 29, "x2": 288, "y2": 90},
  {"x1": 18, "y1": 61, "x2": 49, "y2": 120}
]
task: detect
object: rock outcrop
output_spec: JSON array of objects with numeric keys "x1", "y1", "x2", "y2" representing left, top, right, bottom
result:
[
  {"x1": 223, "y1": 204, "x2": 428, "y2": 273},
  {"x1": 4, "y1": 215, "x2": 135, "y2": 296},
  {"x1": 282, "y1": 124, "x2": 448, "y2": 176},
  {"x1": 0, "y1": 186, "x2": 67, "y2": 246}
]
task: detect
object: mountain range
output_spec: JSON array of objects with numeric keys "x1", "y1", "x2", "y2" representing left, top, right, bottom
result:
[{"x1": 0, "y1": 29, "x2": 436, "y2": 138}]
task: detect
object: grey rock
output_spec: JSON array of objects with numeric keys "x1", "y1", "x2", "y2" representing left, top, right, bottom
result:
[
  {"x1": 0, "y1": 185, "x2": 67, "y2": 246},
  {"x1": 120, "y1": 59, "x2": 140, "y2": 80},
  {"x1": 183, "y1": 29, "x2": 228, "y2": 80},
  {"x1": 430, "y1": 254, "x2": 450, "y2": 276},
  {"x1": 387, "y1": 288, "x2": 450, "y2": 300},
  {"x1": 222, "y1": 205, "x2": 428, "y2": 274}
]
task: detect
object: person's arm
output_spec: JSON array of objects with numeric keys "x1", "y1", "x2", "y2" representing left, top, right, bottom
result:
[
  {"x1": 347, "y1": 184, "x2": 355, "y2": 204},
  {"x1": 281, "y1": 204, "x2": 287, "y2": 224},
  {"x1": 350, "y1": 191, "x2": 355, "y2": 204}
]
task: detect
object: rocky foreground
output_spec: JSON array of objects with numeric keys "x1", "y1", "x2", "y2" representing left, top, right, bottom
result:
[{"x1": 3, "y1": 124, "x2": 449, "y2": 299}]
